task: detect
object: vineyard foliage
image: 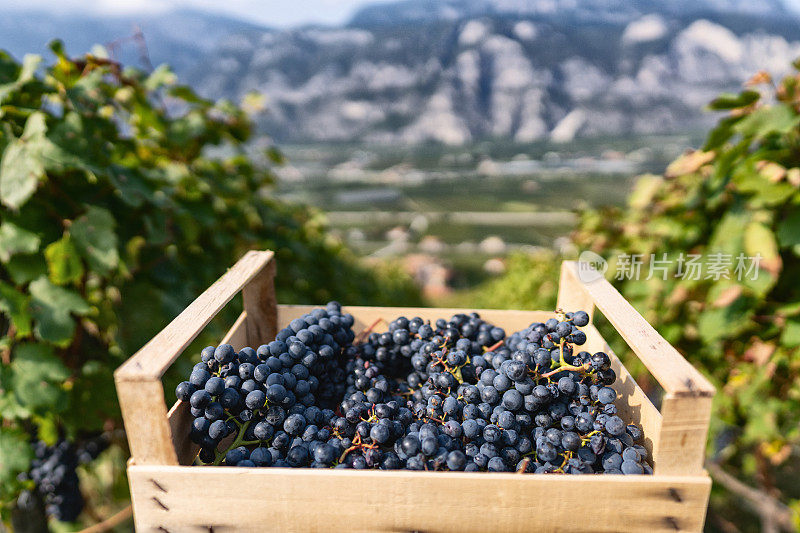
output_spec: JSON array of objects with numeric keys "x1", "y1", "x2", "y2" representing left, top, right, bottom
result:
[
  {"x1": 472, "y1": 64, "x2": 800, "y2": 526},
  {"x1": 0, "y1": 42, "x2": 419, "y2": 517},
  {"x1": 573, "y1": 64, "x2": 800, "y2": 487}
]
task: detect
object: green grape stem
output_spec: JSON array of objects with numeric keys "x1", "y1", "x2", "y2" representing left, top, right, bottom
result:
[{"x1": 213, "y1": 420, "x2": 252, "y2": 466}]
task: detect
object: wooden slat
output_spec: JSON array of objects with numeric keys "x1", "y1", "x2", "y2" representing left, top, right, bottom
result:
[
  {"x1": 221, "y1": 311, "x2": 248, "y2": 351},
  {"x1": 118, "y1": 380, "x2": 178, "y2": 466},
  {"x1": 559, "y1": 261, "x2": 714, "y2": 397},
  {"x1": 278, "y1": 305, "x2": 555, "y2": 335},
  {"x1": 115, "y1": 250, "x2": 274, "y2": 382},
  {"x1": 167, "y1": 401, "x2": 195, "y2": 466},
  {"x1": 129, "y1": 465, "x2": 711, "y2": 532},
  {"x1": 583, "y1": 324, "x2": 662, "y2": 464},
  {"x1": 242, "y1": 256, "x2": 277, "y2": 348},
  {"x1": 557, "y1": 261, "x2": 596, "y2": 321},
  {"x1": 656, "y1": 395, "x2": 713, "y2": 476}
]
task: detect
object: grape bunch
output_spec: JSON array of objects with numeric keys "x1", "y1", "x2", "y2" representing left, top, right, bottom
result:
[
  {"x1": 17, "y1": 439, "x2": 84, "y2": 522},
  {"x1": 177, "y1": 304, "x2": 651, "y2": 475},
  {"x1": 15, "y1": 434, "x2": 109, "y2": 523},
  {"x1": 175, "y1": 302, "x2": 356, "y2": 466}
]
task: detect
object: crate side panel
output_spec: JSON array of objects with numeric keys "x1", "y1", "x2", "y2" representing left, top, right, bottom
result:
[
  {"x1": 278, "y1": 305, "x2": 554, "y2": 334},
  {"x1": 221, "y1": 311, "x2": 248, "y2": 350},
  {"x1": 129, "y1": 466, "x2": 710, "y2": 533},
  {"x1": 583, "y1": 324, "x2": 663, "y2": 463},
  {"x1": 166, "y1": 401, "x2": 196, "y2": 466}
]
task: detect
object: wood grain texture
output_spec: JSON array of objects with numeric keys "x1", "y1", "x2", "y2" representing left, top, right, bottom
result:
[
  {"x1": 557, "y1": 261, "x2": 596, "y2": 322},
  {"x1": 583, "y1": 324, "x2": 662, "y2": 466},
  {"x1": 129, "y1": 465, "x2": 711, "y2": 532},
  {"x1": 115, "y1": 250, "x2": 274, "y2": 382},
  {"x1": 242, "y1": 256, "x2": 277, "y2": 348},
  {"x1": 166, "y1": 400, "x2": 195, "y2": 467},
  {"x1": 118, "y1": 380, "x2": 178, "y2": 466},
  {"x1": 655, "y1": 395, "x2": 713, "y2": 476},
  {"x1": 221, "y1": 311, "x2": 248, "y2": 351},
  {"x1": 559, "y1": 261, "x2": 715, "y2": 397},
  {"x1": 278, "y1": 305, "x2": 555, "y2": 335}
]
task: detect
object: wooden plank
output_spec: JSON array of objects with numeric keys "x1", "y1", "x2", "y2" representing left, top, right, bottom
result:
[
  {"x1": 242, "y1": 256, "x2": 277, "y2": 348},
  {"x1": 278, "y1": 305, "x2": 555, "y2": 335},
  {"x1": 221, "y1": 311, "x2": 248, "y2": 351},
  {"x1": 655, "y1": 395, "x2": 713, "y2": 476},
  {"x1": 557, "y1": 261, "x2": 596, "y2": 322},
  {"x1": 129, "y1": 464, "x2": 711, "y2": 532},
  {"x1": 583, "y1": 325, "x2": 662, "y2": 467},
  {"x1": 117, "y1": 380, "x2": 178, "y2": 466},
  {"x1": 166, "y1": 401, "x2": 196, "y2": 466},
  {"x1": 560, "y1": 261, "x2": 714, "y2": 397},
  {"x1": 115, "y1": 250, "x2": 274, "y2": 382}
]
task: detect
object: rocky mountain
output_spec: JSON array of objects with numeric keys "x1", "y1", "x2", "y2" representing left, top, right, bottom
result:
[
  {"x1": 1, "y1": 1, "x2": 799, "y2": 145},
  {"x1": 0, "y1": 8, "x2": 262, "y2": 75},
  {"x1": 184, "y1": 0, "x2": 800, "y2": 144}
]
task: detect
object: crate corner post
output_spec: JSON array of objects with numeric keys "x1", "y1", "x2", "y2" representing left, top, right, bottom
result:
[
  {"x1": 241, "y1": 251, "x2": 278, "y2": 348},
  {"x1": 556, "y1": 260, "x2": 595, "y2": 321}
]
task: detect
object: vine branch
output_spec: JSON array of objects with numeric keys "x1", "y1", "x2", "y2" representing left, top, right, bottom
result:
[{"x1": 706, "y1": 461, "x2": 796, "y2": 533}]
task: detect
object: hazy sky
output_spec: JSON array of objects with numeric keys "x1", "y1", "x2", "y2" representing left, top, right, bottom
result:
[
  {"x1": 4, "y1": 0, "x2": 800, "y2": 27},
  {"x1": 1, "y1": 0, "x2": 394, "y2": 27}
]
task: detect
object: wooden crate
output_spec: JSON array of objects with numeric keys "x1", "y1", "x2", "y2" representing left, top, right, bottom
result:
[{"x1": 114, "y1": 250, "x2": 715, "y2": 532}]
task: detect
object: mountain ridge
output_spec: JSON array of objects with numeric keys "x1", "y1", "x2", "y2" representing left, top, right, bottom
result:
[
  {"x1": 1, "y1": 1, "x2": 799, "y2": 144},
  {"x1": 185, "y1": 3, "x2": 800, "y2": 144}
]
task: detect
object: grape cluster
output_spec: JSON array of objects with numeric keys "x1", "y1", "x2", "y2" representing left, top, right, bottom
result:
[
  {"x1": 19, "y1": 440, "x2": 82, "y2": 522},
  {"x1": 177, "y1": 304, "x2": 651, "y2": 474},
  {"x1": 175, "y1": 302, "x2": 355, "y2": 466},
  {"x1": 16, "y1": 434, "x2": 109, "y2": 522}
]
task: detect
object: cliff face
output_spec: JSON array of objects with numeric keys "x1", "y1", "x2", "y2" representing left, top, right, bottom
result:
[
  {"x1": 188, "y1": 0, "x2": 800, "y2": 143},
  {"x1": 3, "y1": 0, "x2": 799, "y2": 145}
]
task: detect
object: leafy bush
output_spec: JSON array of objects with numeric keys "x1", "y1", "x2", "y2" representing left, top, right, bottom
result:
[
  {"x1": 0, "y1": 43, "x2": 419, "y2": 525},
  {"x1": 572, "y1": 67, "x2": 800, "y2": 529},
  {"x1": 455, "y1": 65, "x2": 800, "y2": 530}
]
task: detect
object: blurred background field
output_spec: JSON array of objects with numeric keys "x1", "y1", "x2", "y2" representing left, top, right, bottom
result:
[{"x1": 1, "y1": 0, "x2": 800, "y2": 531}]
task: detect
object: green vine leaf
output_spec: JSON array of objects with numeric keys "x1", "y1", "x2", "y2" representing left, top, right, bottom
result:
[
  {"x1": 70, "y1": 206, "x2": 119, "y2": 276},
  {"x1": 776, "y1": 209, "x2": 800, "y2": 248},
  {"x1": 4, "y1": 254, "x2": 47, "y2": 285},
  {"x1": 707, "y1": 90, "x2": 760, "y2": 110},
  {"x1": 0, "y1": 112, "x2": 48, "y2": 209},
  {"x1": 734, "y1": 104, "x2": 799, "y2": 139},
  {"x1": 0, "y1": 281, "x2": 31, "y2": 337},
  {"x1": 781, "y1": 320, "x2": 800, "y2": 348},
  {"x1": 44, "y1": 235, "x2": 83, "y2": 285},
  {"x1": 0, "y1": 428, "x2": 33, "y2": 497},
  {"x1": 10, "y1": 343, "x2": 70, "y2": 413},
  {"x1": 0, "y1": 53, "x2": 41, "y2": 105},
  {"x1": 0, "y1": 221, "x2": 41, "y2": 262},
  {"x1": 29, "y1": 276, "x2": 91, "y2": 345}
]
